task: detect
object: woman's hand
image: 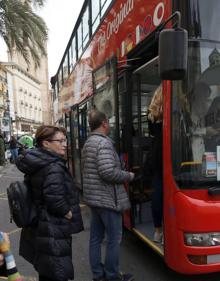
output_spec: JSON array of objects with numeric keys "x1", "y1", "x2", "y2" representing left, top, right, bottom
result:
[
  {"x1": 0, "y1": 254, "x2": 4, "y2": 266},
  {"x1": 64, "y1": 210, "x2": 73, "y2": 220},
  {"x1": 2, "y1": 233, "x2": 9, "y2": 245},
  {"x1": 0, "y1": 232, "x2": 10, "y2": 253}
]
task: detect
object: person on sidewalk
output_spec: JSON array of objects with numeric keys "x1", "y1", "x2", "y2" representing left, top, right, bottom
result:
[
  {"x1": 82, "y1": 110, "x2": 135, "y2": 281},
  {"x1": 0, "y1": 232, "x2": 23, "y2": 281},
  {"x1": 7, "y1": 136, "x2": 21, "y2": 163},
  {"x1": 0, "y1": 232, "x2": 8, "y2": 278},
  {"x1": 16, "y1": 125, "x2": 84, "y2": 281},
  {"x1": 0, "y1": 130, "x2": 5, "y2": 166}
]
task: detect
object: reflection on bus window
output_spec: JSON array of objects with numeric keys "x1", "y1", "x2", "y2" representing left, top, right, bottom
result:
[
  {"x1": 92, "y1": 1, "x2": 100, "y2": 33},
  {"x1": 172, "y1": 41, "x2": 220, "y2": 188},
  {"x1": 131, "y1": 73, "x2": 160, "y2": 168},
  {"x1": 101, "y1": 0, "x2": 112, "y2": 17},
  {"x1": 93, "y1": 59, "x2": 116, "y2": 140},
  {"x1": 63, "y1": 54, "x2": 69, "y2": 81},
  {"x1": 82, "y1": 6, "x2": 89, "y2": 47}
]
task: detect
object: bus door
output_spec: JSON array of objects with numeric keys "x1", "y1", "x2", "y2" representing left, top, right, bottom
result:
[
  {"x1": 118, "y1": 70, "x2": 132, "y2": 167},
  {"x1": 117, "y1": 69, "x2": 134, "y2": 229},
  {"x1": 69, "y1": 105, "x2": 83, "y2": 189},
  {"x1": 64, "y1": 112, "x2": 73, "y2": 174},
  {"x1": 129, "y1": 57, "x2": 163, "y2": 253},
  {"x1": 78, "y1": 101, "x2": 91, "y2": 149}
]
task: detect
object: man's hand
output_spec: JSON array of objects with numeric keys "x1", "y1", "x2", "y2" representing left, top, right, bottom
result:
[
  {"x1": 129, "y1": 172, "x2": 135, "y2": 181},
  {"x1": 64, "y1": 210, "x2": 73, "y2": 220}
]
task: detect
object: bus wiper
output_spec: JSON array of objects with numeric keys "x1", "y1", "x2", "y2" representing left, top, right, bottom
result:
[{"x1": 208, "y1": 186, "x2": 220, "y2": 195}]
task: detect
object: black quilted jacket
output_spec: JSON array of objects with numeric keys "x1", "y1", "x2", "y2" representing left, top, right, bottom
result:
[{"x1": 16, "y1": 148, "x2": 84, "y2": 280}]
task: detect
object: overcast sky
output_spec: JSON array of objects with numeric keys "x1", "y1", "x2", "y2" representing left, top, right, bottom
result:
[{"x1": 0, "y1": 0, "x2": 84, "y2": 78}]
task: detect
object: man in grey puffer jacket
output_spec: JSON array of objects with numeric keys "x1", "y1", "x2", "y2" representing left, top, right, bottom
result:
[{"x1": 82, "y1": 110, "x2": 135, "y2": 281}]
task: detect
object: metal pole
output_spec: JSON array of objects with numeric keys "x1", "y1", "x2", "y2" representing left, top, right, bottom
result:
[{"x1": 16, "y1": 117, "x2": 18, "y2": 138}]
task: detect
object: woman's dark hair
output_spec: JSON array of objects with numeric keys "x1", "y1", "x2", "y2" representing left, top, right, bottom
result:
[
  {"x1": 35, "y1": 125, "x2": 66, "y2": 147},
  {"x1": 88, "y1": 110, "x2": 107, "y2": 131}
]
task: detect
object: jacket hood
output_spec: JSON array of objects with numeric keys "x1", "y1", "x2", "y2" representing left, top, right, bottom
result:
[{"x1": 16, "y1": 148, "x2": 66, "y2": 175}]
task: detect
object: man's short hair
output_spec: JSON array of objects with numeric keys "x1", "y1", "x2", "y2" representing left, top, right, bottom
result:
[{"x1": 88, "y1": 110, "x2": 107, "y2": 131}]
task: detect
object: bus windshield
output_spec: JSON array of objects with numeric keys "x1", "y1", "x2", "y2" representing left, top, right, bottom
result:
[{"x1": 172, "y1": 41, "x2": 220, "y2": 189}]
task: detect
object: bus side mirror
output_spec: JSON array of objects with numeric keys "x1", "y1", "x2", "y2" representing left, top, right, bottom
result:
[{"x1": 159, "y1": 28, "x2": 188, "y2": 80}]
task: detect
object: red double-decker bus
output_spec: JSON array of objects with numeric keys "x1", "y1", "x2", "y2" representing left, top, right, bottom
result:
[{"x1": 51, "y1": 0, "x2": 220, "y2": 274}]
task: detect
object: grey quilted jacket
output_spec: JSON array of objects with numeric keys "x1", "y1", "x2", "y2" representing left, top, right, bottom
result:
[{"x1": 82, "y1": 132, "x2": 132, "y2": 212}]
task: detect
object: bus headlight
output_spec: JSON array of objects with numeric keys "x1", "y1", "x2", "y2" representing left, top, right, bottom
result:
[{"x1": 184, "y1": 233, "x2": 220, "y2": 246}]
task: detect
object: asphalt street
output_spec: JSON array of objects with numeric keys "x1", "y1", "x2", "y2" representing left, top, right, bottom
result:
[{"x1": 1, "y1": 164, "x2": 220, "y2": 281}]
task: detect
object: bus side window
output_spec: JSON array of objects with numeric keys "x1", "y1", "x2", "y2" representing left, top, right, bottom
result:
[
  {"x1": 132, "y1": 136, "x2": 153, "y2": 186},
  {"x1": 142, "y1": 148, "x2": 153, "y2": 187}
]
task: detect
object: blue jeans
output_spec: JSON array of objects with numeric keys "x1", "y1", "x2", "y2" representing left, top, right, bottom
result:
[
  {"x1": 89, "y1": 208, "x2": 122, "y2": 280},
  {"x1": 10, "y1": 148, "x2": 18, "y2": 161}
]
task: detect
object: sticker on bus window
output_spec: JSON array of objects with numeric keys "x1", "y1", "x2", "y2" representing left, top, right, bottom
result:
[{"x1": 202, "y1": 152, "x2": 217, "y2": 177}]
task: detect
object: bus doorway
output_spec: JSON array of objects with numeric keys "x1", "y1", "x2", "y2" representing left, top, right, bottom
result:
[
  {"x1": 64, "y1": 112, "x2": 74, "y2": 175},
  {"x1": 122, "y1": 57, "x2": 163, "y2": 254},
  {"x1": 70, "y1": 105, "x2": 82, "y2": 189}
]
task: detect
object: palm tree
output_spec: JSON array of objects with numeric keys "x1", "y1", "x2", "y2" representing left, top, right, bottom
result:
[
  {"x1": 0, "y1": 0, "x2": 48, "y2": 67},
  {"x1": 28, "y1": 0, "x2": 46, "y2": 7}
]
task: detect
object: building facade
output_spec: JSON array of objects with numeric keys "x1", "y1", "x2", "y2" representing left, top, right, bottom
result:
[
  {"x1": 8, "y1": 48, "x2": 52, "y2": 127},
  {"x1": 2, "y1": 62, "x2": 43, "y2": 136},
  {"x1": 0, "y1": 44, "x2": 52, "y2": 137}
]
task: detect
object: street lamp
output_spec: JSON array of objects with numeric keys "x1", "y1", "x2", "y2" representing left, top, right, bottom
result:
[
  {"x1": 5, "y1": 99, "x2": 11, "y2": 137},
  {"x1": 14, "y1": 111, "x2": 18, "y2": 138},
  {"x1": 2, "y1": 98, "x2": 11, "y2": 139}
]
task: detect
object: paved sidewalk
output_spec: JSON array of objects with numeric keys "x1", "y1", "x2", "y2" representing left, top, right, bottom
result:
[
  {"x1": 0, "y1": 163, "x2": 91, "y2": 281},
  {"x1": 0, "y1": 163, "x2": 151, "y2": 281}
]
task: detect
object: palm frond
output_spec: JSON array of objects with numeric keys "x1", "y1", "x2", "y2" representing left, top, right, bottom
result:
[
  {"x1": 0, "y1": 0, "x2": 48, "y2": 67},
  {"x1": 24, "y1": 0, "x2": 46, "y2": 8}
]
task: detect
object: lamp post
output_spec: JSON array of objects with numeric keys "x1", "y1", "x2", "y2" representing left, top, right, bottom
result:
[
  {"x1": 14, "y1": 111, "x2": 18, "y2": 138},
  {"x1": 5, "y1": 99, "x2": 11, "y2": 137}
]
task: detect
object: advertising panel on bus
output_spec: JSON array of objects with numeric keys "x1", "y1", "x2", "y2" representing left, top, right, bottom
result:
[{"x1": 58, "y1": 0, "x2": 171, "y2": 114}]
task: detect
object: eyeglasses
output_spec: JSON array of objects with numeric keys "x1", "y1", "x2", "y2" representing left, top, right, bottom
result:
[
  {"x1": 103, "y1": 119, "x2": 109, "y2": 124},
  {"x1": 47, "y1": 139, "x2": 67, "y2": 145}
]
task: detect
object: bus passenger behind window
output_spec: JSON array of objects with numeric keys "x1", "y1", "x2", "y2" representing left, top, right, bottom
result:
[
  {"x1": 191, "y1": 82, "x2": 212, "y2": 160},
  {"x1": 148, "y1": 84, "x2": 163, "y2": 243}
]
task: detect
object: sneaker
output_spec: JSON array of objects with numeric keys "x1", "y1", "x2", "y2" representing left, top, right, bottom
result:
[
  {"x1": 107, "y1": 273, "x2": 134, "y2": 281},
  {"x1": 153, "y1": 231, "x2": 163, "y2": 243}
]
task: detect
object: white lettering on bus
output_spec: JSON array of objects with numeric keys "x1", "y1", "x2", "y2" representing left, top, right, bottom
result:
[
  {"x1": 107, "y1": 0, "x2": 134, "y2": 40},
  {"x1": 153, "y1": 2, "x2": 165, "y2": 26},
  {"x1": 97, "y1": 0, "x2": 165, "y2": 55}
]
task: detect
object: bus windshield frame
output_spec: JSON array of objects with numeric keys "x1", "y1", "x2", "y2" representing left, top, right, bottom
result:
[{"x1": 171, "y1": 40, "x2": 220, "y2": 189}]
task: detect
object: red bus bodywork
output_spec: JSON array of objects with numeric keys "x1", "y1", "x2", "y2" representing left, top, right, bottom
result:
[
  {"x1": 58, "y1": 0, "x2": 171, "y2": 112},
  {"x1": 56, "y1": 0, "x2": 220, "y2": 275}
]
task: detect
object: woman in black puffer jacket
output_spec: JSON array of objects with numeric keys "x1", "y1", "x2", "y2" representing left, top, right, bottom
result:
[{"x1": 16, "y1": 125, "x2": 84, "y2": 281}]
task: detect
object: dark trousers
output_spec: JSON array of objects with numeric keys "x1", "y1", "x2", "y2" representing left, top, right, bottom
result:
[
  {"x1": 39, "y1": 275, "x2": 68, "y2": 281},
  {"x1": 151, "y1": 177, "x2": 163, "y2": 228}
]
